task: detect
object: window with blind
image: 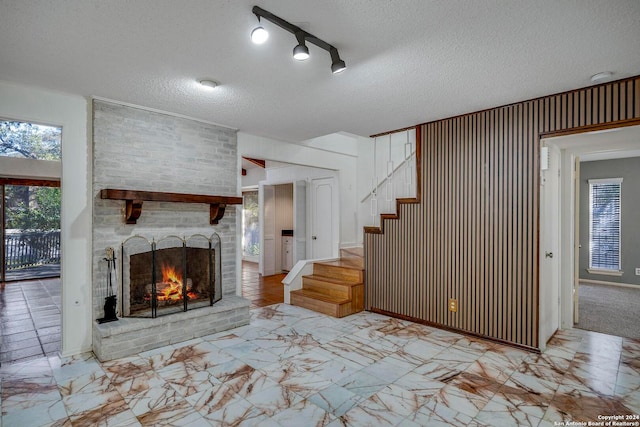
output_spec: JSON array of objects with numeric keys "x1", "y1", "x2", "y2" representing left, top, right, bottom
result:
[{"x1": 588, "y1": 178, "x2": 622, "y2": 272}]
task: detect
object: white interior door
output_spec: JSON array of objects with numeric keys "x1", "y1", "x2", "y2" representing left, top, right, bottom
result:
[
  {"x1": 294, "y1": 180, "x2": 307, "y2": 263},
  {"x1": 261, "y1": 184, "x2": 276, "y2": 276},
  {"x1": 573, "y1": 157, "x2": 580, "y2": 324},
  {"x1": 539, "y1": 144, "x2": 561, "y2": 347},
  {"x1": 310, "y1": 178, "x2": 334, "y2": 259}
]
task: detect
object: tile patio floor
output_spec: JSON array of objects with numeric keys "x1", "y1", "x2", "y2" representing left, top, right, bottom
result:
[{"x1": 0, "y1": 278, "x2": 62, "y2": 365}]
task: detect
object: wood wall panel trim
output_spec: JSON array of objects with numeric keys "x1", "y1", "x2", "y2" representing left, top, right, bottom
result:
[{"x1": 539, "y1": 116, "x2": 640, "y2": 139}]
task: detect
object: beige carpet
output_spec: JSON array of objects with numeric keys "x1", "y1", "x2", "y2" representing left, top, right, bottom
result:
[{"x1": 575, "y1": 282, "x2": 640, "y2": 339}]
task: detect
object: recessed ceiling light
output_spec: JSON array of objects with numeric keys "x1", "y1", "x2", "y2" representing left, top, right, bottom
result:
[
  {"x1": 590, "y1": 71, "x2": 613, "y2": 83},
  {"x1": 198, "y1": 79, "x2": 219, "y2": 89}
]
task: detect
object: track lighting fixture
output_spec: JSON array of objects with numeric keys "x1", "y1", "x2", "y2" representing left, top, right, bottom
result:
[
  {"x1": 293, "y1": 32, "x2": 310, "y2": 61},
  {"x1": 251, "y1": 5, "x2": 346, "y2": 73}
]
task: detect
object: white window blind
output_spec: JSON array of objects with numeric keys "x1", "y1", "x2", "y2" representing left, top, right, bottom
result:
[{"x1": 589, "y1": 178, "x2": 622, "y2": 271}]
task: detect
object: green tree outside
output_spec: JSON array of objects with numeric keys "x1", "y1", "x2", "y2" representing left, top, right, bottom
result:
[
  {"x1": 5, "y1": 186, "x2": 61, "y2": 231},
  {"x1": 0, "y1": 120, "x2": 61, "y2": 160}
]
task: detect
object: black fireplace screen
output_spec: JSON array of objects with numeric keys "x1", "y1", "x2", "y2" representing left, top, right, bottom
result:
[{"x1": 121, "y1": 233, "x2": 221, "y2": 318}]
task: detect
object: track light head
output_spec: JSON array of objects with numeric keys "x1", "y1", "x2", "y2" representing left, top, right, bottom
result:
[
  {"x1": 251, "y1": 25, "x2": 269, "y2": 44},
  {"x1": 331, "y1": 59, "x2": 346, "y2": 74},
  {"x1": 330, "y1": 48, "x2": 346, "y2": 74},
  {"x1": 293, "y1": 44, "x2": 310, "y2": 61},
  {"x1": 293, "y1": 32, "x2": 309, "y2": 60}
]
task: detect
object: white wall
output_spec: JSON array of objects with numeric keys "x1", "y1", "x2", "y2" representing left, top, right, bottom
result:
[
  {"x1": 294, "y1": 132, "x2": 360, "y2": 157},
  {"x1": 0, "y1": 157, "x2": 61, "y2": 180},
  {"x1": 0, "y1": 80, "x2": 92, "y2": 357},
  {"x1": 266, "y1": 164, "x2": 336, "y2": 183},
  {"x1": 242, "y1": 167, "x2": 265, "y2": 188},
  {"x1": 238, "y1": 132, "x2": 359, "y2": 247}
]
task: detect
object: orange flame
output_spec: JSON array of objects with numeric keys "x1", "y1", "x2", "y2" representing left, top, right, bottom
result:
[{"x1": 155, "y1": 263, "x2": 198, "y2": 301}]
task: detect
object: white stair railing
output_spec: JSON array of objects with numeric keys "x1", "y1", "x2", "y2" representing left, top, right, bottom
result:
[{"x1": 360, "y1": 129, "x2": 417, "y2": 228}]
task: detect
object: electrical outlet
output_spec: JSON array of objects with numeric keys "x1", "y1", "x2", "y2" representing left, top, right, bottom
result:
[
  {"x1": 449, "y1": 298, "x2": 458, "y2": 312},
  {"x1": 635, "y1": 268, "x2": 640, "y2": 276}
]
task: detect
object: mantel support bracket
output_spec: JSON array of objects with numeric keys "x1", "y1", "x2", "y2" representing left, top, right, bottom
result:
[
  {"x1": 124, "y1": 200, "x2": 143, "y2": 224},
  {"x1": 209, "y1": 203, "x2": 227, "y2": 225},
  {"x1": 101, "y1": 189, "x2": 242, "y2": 226}
]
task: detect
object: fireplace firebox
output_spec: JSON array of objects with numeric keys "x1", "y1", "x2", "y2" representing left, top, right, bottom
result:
[{"x1": 121, "y1": 234, "x2": 222, "y2": 318}]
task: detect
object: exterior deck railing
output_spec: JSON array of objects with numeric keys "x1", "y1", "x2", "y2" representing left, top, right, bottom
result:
[{"x1": 4, "y1": 230, "x2": 61, "y2": 270}]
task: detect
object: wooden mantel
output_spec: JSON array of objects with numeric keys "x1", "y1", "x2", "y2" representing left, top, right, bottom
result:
[{"x1": 100, "y1": 189, "x2": 243, "y2": 225}]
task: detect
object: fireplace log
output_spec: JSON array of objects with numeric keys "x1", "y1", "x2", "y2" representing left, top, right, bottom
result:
[{"x1": 100, "y1": 189, "x2": 242, "y2": 225}]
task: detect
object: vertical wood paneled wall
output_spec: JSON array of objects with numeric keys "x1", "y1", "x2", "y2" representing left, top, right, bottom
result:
[{"x1": 365, "y1": 77, "x2": 640, "y2": 349}]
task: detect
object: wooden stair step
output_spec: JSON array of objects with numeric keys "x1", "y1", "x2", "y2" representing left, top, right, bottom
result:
[
  {"x1": 289, "y1": 257, "x2": 365, "y2": 318},
  {"x1": 291, "y1": 289, "x2": 350, "y2": 304},
  {"x1": 290, "y1": 289, "x2": 353, "y2": 318},
  {"x1": 313, "y1": 261, "x2": 363, "y2": 283},
  {"x1": 303, "y1": 274, "x2": 362, "y2": 287},
  {"x1": 302, "y1": 275, "x2": 361, "y2": 299}
]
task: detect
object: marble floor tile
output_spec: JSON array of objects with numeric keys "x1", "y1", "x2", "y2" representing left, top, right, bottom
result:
[
  {"x1": 307, "y1": 383, "x2": 363, "y2": 417},
  {"x1": 428, "y1": 383, "x2": 492, "y2": 419},
  {"x1": 199, "y1": 394, "x2": 265, "y2": 426},
  {"x1": 409, "y1": 397, "x2": 476, "y2": 426},
  {"x1": 224, "y1": 340, "x2": 281, "y2": 369},
  {"x1": 337, "y1": 395, "x2": 407, "y2": 427},
  {"x1": 394, "y1": 371, "x2": 447, "y2": 399},
  {"x1": 279, "y1": 370, "x2": 334, "y2": 398},
  {"x1": 367, "y1": 383, "x2": 426, "y2": 418},
  {"x1": 270, "y1": 398, "x2": 335, "y2": 427},
  {"x1": 2, "y1": 303, "x2": 639, "y2": 427},
  {"x1": 543, "y1": 384, "x2": 634, "y2": 424},
  {"x1": 246, "y1": 383, "x2": 305, "y2": 416},
  {"x1": 1, "y1": 399, "x2": 69, "y2": 427},
  {"x1": 304, "y1": 353, "x2": 362, "y2": 383},
  {"x1": 186, "y1": 382, "x2": 241, "y2": 417},
  {"x1": 337, "y1": 369, "x2": 390, "y2": 398},
  {"x1": 157, "y1": 361, "x2": 222, "y2": 397}
]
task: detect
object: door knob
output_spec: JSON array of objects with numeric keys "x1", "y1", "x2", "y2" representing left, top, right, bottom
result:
[
  {"x1": 312, "y1": 236, "x2": 317, "y2": 240},
  {"x1": 545, "y1": 252, "x2": 553, "y2": 258}
]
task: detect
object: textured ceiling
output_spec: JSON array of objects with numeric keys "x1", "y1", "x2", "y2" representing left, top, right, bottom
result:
[{"x1": 1, "y1": 1, "x2": 639, "y2": 142}]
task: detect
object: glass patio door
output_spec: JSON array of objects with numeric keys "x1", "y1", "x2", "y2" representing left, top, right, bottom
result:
[{"x1": 1, "y1": 181, "x2": 61, "y2": 282}]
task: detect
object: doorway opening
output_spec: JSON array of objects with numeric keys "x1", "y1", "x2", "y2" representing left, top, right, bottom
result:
[
  {"x1": 542, "y1": 124, "x2": 640, "y2": 341},
  {"x1": 242, "y1": 190, "x2": 259, "y2": 264},
  {"x1": 1, "y1": 181, "x2": 61, "y2": 281},
  {"x1": 0, "y1": 119, "x2": 62, "y2": 363}
]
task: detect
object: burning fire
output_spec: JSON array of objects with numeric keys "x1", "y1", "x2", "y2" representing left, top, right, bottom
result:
[{"x1": 155, "y1": 263, "x2": 198, "y2": 301}]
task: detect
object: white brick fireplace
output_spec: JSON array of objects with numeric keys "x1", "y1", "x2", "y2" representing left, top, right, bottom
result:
[{"x1": 91, "y1": 100, "x2": 249, "y2": 361}]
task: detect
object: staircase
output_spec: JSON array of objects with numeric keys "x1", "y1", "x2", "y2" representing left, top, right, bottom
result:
[{"x1": 290, "y1": 249, "x2": 364, "y2": 318}]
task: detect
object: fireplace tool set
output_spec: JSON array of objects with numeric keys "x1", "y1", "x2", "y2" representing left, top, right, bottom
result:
[{"x1": 97, "y1": 247, "x2": 119, "y2": 323}]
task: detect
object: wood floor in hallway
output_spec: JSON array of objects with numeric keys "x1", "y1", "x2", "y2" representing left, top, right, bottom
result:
[{"x1": 241, "y1": 261, "x2": 285, "y2": 309}]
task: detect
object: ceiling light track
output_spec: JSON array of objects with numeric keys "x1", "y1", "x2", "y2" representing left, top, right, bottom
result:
[{"x1": 251, "y1": 5, "x2": 346, "y2": 73}]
